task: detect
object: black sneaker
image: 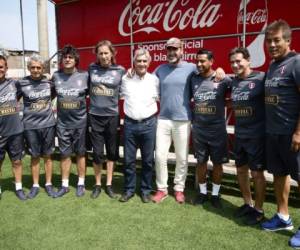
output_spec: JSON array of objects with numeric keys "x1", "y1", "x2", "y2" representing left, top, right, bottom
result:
[
  {"x1": 27, "y1": 186, "x2": 40, "y2": 199},
  {"x1": 244, "y1": 209, "x2": 265, "y2": 225},
  {"x1": 235, "y1": 204, "x2": 254, "y2": 218},
  {"x1": 119, "y1": 192, "x2": 134, "y2": 202},
  {"x1": 193, "y1": 193, "x2": 208, "y2": 206},
  {"x1": 105, "y1": 185, "x2": 117, "y2": 199},
  {"x1": 76, "y1": 185, "x2": 85, "y2": 197},
  {"x1": 15, "y1": 189, "x2": 27, "y2": 201},
  {"x1": 211, "y1": 195, "x2": 222, "y2": 209},
  {"x1": 45, "y1": 185, "x2": 56, "y2": 197},
  {"x1": 141, "y1": 193, "x2": 151, "y2": 203},
  {"x1": 91, "y1": 185, "x2": 101, "y2": 199},
  {"x1": 54, "y1": 186, "x2": 69, "y2": 198}
]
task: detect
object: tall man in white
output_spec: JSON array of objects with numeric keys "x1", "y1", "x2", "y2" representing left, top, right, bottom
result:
[{"x1": 120, "y1": 49, "x2": 159, "y2": 203}]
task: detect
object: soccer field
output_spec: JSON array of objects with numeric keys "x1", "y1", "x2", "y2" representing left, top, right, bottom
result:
[{"x1": 0, "y1": 155, "x2": 299, "y2": 250}]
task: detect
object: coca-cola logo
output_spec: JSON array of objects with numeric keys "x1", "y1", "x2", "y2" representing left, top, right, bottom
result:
[
  {"x1": 237, "y1": 9, "x2": 267, "y2": 25},
  {"x1": 118, "y1": 0, "x2": 223, "y2": 37}
]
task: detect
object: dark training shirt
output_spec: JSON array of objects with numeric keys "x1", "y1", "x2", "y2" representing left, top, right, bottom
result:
[
  {"x1": 265, "y1": 52, "x2": 300, "y2": 135},
  {"x1": 0, "y1": 78, "x2": 23, "y2": 137},
  {"x1": 88, "y1": 63, "x2": 125, "y2": 116},
  {"x1": 17, "y1": 76, "x2": 56, "y2": 130},
  {"x1": 231, "y1": 71, "x2": 265, "y2": 138},
  {"x1": 190, "y1": 72, "x2": 231, "y2": 128},
  {"x1": 52, "y1": 70, "x2": 88, "y2": 129}
]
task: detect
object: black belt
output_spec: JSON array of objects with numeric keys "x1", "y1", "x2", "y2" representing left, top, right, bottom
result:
[{"x1": 125, "y1": 114, "x2": 156, "y2": 123}]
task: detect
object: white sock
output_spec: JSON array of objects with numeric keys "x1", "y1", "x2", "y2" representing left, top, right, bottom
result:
[
  {"x1": 45, "y1": 183, "x2": 52, "y2": 186},
  {"x1": 212, "y1": 183, "x2": 221, "y2": 196},
  {"x1": 62, "y1": 179, "x2": 69, "y2": 187},
  {"x1": 277, "y1": 213, "x2": 290, "y2": 221},
  {"x1": 199, "y1": 183, "x2": 207, "y2": 195},
  {"x1": 15, "y1": 182, "x2": 22, "y2": 191},
  {"x1": 78, "y1": 177, "x2": 85, "y2": 186},
  {"x1": 33, "y1": 184, "x2": 40, "y2": 188}
]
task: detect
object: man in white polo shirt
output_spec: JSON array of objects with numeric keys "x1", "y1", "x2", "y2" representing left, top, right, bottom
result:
[{"x1": 120, "y1": 48, "x2": 159, "y2": 203}]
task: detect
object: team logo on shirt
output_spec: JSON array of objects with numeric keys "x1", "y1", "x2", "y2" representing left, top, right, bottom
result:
[
  {"x1": 30, "y1": 100, "x2": 49, "y2": 111},
  {"x1": 91, "y1": 85, "x2": 114, "y2": 96},
  {"x1": 194, "y1": 103, "x2": 216, "y2": 114},
  {"x1": 213, "y1": 82, "x2": 220, "y2": 89},
  {"x1": 59, "y1": 101, "x2": 80, "y2": 109},
  {"x1": 28, "y1": 89, "x2": 51, "y2": 99},
  {"x1": 280, "y1": 66, "x2": 285, "y2": 74},
  {"x1": 265, "y1": 94, "x2": 279, "y2": 105},
  {"x1": 0, "y1": 92, "x2": 15, "y2": 103},
  {"x1": 0, "y1": 104, "x2": 17, "y2": 116},
  {"x1": 234, "y1": 106, "x2": 253, "y2": 117},
  {"x1": 248, "y1": 82, "x2": 255, "y2": 89}
]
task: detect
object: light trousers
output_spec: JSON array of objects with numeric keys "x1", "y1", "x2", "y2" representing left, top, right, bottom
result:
[{"x1": 155, "y1": 119, "x2": 191, "y2": 192}]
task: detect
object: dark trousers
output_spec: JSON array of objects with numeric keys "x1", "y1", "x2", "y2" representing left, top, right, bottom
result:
[{"x1": 123, "y1": 115, "x2": 157, "y2": 195}]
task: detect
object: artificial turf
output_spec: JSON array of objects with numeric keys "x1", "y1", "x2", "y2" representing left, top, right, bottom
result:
[{"x1": 0, "y1": 155, "x2": 299, "y2": 250}]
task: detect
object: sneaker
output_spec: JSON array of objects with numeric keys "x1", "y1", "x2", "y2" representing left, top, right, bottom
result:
[
  {"x1": 244, "y1": 209, "x2": 265, "y2": 225},
  {"x1": 151, "y1": 190, "x2": 168, "y2": 203},
  {"x1": 54, "y1": 186, "x2": 69, "y2": 198},
  {"x1": 119, "y1": 192, "x2": 134, "y2": 202},
  {"x1": 174, "y1": 191, "x2": 185, "y2": 204},
  {"x1": 211, "y1": 195, "x2": 222, "y2": 209},
  {"x1": 105, "y1": 185, "x2": 117, "y2": 199},
  {"x1": 289, "y1": 227, "x2": 300, "y2": 249},
  {"x1": 27, "y1": 186, "x2": 40, "y2": 199},
  {"x1": 0, "y1": 186, "x2": 2, "y2": 200},
  {"x1": 76, "y1": 185, "x2": 85, "y2": 197},
  {"x1": 91, "y1": 185, "x2": 101, "y2": 199},
  {"x1": 45, "y1": 185, "x2": 56, "y2": 197},
  {"x1": 141, "y1": 193, "x2": 151, "y2": 203},
  {"x1": 15, "y1": 189, "x2": 27, "y2": 201},
  {"x1": 193, "y1": 193, "x2": 208, "y2": 206},
  {"x1": 235, "y1": 204, "x2": 255, "y2": 218},
  {"x1": 261, "y1": 214, "x2": 294, "y2": 231}
]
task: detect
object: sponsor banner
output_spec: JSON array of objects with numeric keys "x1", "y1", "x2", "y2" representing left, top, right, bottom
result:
[{"x1": 55, "y1": 0, "x2": 300, "y2": 71}]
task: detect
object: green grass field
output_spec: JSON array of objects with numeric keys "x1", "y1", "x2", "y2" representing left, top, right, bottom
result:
[{"x1": 0, "y1": 155, "x2": 299, "y2": 250}]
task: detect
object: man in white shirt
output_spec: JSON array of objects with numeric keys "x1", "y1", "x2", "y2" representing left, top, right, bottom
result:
[{"x1": 119, "y1": 49, "x2": 159, "y2": 203}]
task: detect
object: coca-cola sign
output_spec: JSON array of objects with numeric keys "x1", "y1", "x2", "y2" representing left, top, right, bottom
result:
[
  {"x1": 237, "y1": 9, "x2": 267, "y2": 25},
  {"x1": 118, "y1": 0, "x2": 223, "y2": 36}
]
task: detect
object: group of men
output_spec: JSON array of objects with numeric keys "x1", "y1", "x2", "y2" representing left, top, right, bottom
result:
[{"x1": 0, "y1": 19, "x2": 299, "y2": 248}]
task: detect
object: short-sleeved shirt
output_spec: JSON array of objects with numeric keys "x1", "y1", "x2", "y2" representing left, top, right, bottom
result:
[
  {"x1": 17, "y1": 76, "x2": 56, "y2": 130},
  {"x1": 154, "y1": 61, "x2": 195, "y2": 121},
  {"x1": 231, "y1": 71, "x2": 265, "y2": 138},
  {"x1": 52, "y1": 70, "x2": 88, "y2": 129},
  {"x1": 0, "y1": 78, "x2": 23, "y2": 137},
  {"x1": 88, "y1": 63, "x2": 125, "y2": 116},
  {"x1": 190, "y1": 72, "x2": 231, "y2": 129},
  {"x1": 265, "y1": 52, "x2": 300, "y2": 135}
]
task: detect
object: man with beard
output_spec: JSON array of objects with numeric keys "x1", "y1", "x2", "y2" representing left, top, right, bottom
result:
[{"x1": 152, "y1": 38, "x2": 225, "y2": 204}]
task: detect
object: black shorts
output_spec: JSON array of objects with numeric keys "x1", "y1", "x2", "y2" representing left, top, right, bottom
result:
[
  {"x1": 192, "y1": 125, "x2": 228, "y2": 165},
  {"x1": 89, "y1": 115, "x2": 119, "y2": 164},
  {"x1": 234, "y1": 137, "x2": 265, "y2": 171},
  {"x1": 266, "y1": 134, "x2": 300, "y2": 181},
  {"x1": 57, "y1": 126, "x2": 86, "y2": 158},
  {"x1": 24, "y1": 126, "x2": 56, "y2": 157},
  {"x1": 0, "y1": 133, "x2": 24, "y2": 162}
]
